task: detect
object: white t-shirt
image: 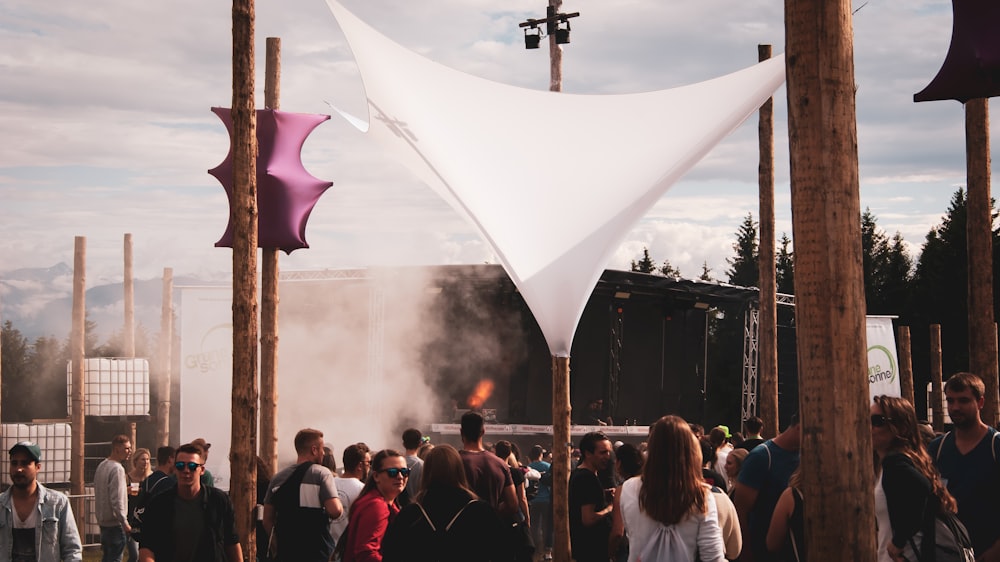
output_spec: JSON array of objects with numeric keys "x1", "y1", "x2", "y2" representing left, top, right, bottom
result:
[
  {"x1": 330, "y1": 477, "x2": 365, "y2": 542},
  {"x1": 13, "y1": 496, "x2": 39, "y2": 529},
  {"x1": 619, "y1": 477, "x2": 725, "y2": 562}
]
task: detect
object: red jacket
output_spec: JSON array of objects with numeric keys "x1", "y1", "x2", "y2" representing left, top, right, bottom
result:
[{"x1": 344, "y1": 489, "x2": 399, "y2": 562}]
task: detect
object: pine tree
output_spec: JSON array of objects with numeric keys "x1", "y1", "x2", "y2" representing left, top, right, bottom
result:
[
  {"x1": 880, "y1": 232, "x2": 913, "y2": 315},
  {"x1": 631, "y1": 247, "x2": 656, "y2": 274},
  {"x1": 776, "y1": 233, "x2": 795, "y2": 294},
  {"x1": 698, "y1": 262, "x2": 714, "y2": 282},
  {"x1": 861, "y1": 208, "x2": 892, "y2": 313},
  {"x1": 727, "y1": 213, "x2": 760, "y2": 287},
  {"x1": 660, "y1": 260, "x2": 681, "y2": 278}
]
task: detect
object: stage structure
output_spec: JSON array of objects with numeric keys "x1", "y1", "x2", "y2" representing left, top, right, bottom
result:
[
  {"x1": 322, "y1": 3, "x2": 784, "y2": 557},
  {"x1": 178, "y1": 266, "x2": 767, "y2": 476}
]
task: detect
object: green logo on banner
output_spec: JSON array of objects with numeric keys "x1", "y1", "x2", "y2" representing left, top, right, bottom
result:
[{"x1": 867, "y1": 344, "x2": 896, "y2": 384}]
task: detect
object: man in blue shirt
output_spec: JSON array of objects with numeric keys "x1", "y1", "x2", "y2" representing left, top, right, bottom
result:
[
  {"x1": 527, "y1": 445, "x2": 552, "y2": 561},
  {"x1": 929, "y1": 372, "x2": 1000, "y2": 560},
  {"x1": 733, "y1": 415, "x2": 800, "y2": 562}
]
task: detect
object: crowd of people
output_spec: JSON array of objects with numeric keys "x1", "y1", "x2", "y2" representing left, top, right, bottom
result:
[{"x1": 3, "y1": 370, "x2": 1000, "y2": 561}]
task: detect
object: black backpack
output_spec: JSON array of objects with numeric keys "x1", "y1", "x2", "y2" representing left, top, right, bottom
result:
[
  {"x1": 271, "y1": 462, "x2": 332, "y2": 561},
  {"x1": 910, "y1": 506, "x2": 975, "y2": 562}
]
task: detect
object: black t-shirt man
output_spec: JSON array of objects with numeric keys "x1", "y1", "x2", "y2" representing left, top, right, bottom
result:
[{"x1": 568, "y1": 432, "x2": 614, "y2": 562}]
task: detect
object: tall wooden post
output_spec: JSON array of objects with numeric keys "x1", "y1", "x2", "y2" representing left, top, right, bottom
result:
[
  {"x1": 259, "y1": 37, "x2": 281, "y2": 477},
  {"x1": 124, "y1": 233, "x2": 137, "y2": 446},
  {"x1": 930, "y1": 324, "x2": 944, "y2": 431},
  {"x1": 545, "y1": 9, "x2": 569, "y2": 559},
  {"x1": 965, "y1": 98, "x2": 999, "y2": 426},
  {"x1": 157, "y1": 268, "x2": 173, "y2": 447},
  {"x1": 897, "y1": 326, "x2": 914, "y2": 406},
  {"x1": 231, "y1": 0, "x2": 259, "y2": 559},
  {"x1": 785, "y1": 1, "x2": 876, "y2": 559},
  {"x1": 70, "y1": 236, "x2": 87, "y2": 534},
  {"x1": 547, "y1": 0, "x2": 562, "y2": 92},
  {"x1": 551, "y1": 356, "x2": 571, "y2": 562},
  {"x1": 757, "y1": 43, "x2": 779, "y2": 439},
  {"x1": 0, "y1": 292, "x2": 4, "y2": 423}
]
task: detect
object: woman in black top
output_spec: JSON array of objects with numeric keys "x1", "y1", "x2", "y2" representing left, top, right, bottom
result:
[
  {"x1": 382, "y1": 444, "x2": 507, "y2": 562},
  {"x1": 871, "y1": 395, "x2": 956, "y2": 562}
]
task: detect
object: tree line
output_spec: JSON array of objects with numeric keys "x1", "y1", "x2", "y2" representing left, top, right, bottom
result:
[
  {"x1": 0, "y1": 318, "x2": 158, "y2": 421},
  {"x1": 631, "y1": 188, "x2": 998, "y2": 421}
]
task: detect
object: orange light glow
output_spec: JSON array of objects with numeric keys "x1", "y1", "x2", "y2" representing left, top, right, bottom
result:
[{"x1": 467, "y1": 379, "x2": 495, "y2": 409}]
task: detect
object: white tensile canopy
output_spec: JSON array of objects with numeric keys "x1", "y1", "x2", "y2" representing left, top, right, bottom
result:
[{"x1": 325, "y1": 0, "x2": 785, "y2": 357}]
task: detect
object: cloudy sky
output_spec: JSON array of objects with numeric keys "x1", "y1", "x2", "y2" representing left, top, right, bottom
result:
[{"x1": 0, "y1": 0, "x2": 991, "y2": 290}]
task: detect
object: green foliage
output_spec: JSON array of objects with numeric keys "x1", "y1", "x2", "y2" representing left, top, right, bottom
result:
[
  {"x1": 630, "y1": 247, "x2": 682, "y2": 278},
  {"x1": 698, "y1": 262, "x2": 714, "y2": 282},
  {"x1": 660, "y1": 260, "x2": 681, "y2": 278},
  {"x1": 861, "y1": 208, "x2": 913, "y2": 315},
  {"x1": 776, "y1": 233, "x2": 795, "y2": 293},
  {"x1": 630, "y1": 247, "x2": 656, "y2": 274},
  {"x1": 727, "y1": 213, "x2": 760, "y2": 287}
]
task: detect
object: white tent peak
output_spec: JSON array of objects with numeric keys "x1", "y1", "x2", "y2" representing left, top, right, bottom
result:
[{"x1": 324, "y1": 0, "x2": 785, "y2": 357}]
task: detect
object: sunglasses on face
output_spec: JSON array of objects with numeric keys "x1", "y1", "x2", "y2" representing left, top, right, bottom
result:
[
  {"x1": 175, "y1": 461, "x2": 204, "y2": 472},
  {"x1": 379, "y1": 467, "x2": 410, "y2": 478},
  {"x1": 870, "y1": 414, "x2": 891, "y2": 428},
  {"x1": 9, "y1": 460, "x2": 34, "y2": 468}
]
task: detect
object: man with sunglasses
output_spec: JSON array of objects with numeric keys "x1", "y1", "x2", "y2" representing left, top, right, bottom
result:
[
  {"x1": 0, "y1": 441, "x2": 82, "y2": 561},
  {"x1": 263, "y1": 428, "x2": 344, "y2": 562},
  {"x1": 928, "y1": 372, "x2": 1000, "y2": 561},
  {"x1": 137, "y1": 443, "x2": 241, "y2": 562}
]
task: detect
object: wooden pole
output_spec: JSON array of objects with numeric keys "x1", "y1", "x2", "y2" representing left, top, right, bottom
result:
[
  {"x1": 0, "y1": 292, "x2": 4, "y2": 424},
  {"x1": 930, "y1": 324, "x2": 944, "y2": 431},
  {"x1": 231, "y1": 0, "x2": 259, "y2": 559},
  {"x1": 124, "y1": 233, "x2": 135, "y2": 357},
  {"x1": 157, "y1": 268, "x2": 173, "y2": 447},
  {"x1": 548, "y1": 0, "x2": 562, "y2": 92},
  {"x1": 70, "y1": 236, "x2": 86, "y2": 535},
  {"x1": 757, "y1": 43, "x2": 779, "y2": 439},
  {"x1": 259, "y1": 37, "x2": 280, "y2": 478},
  {"x1": 965, "y1": 98, "x2": 999, "y2": 427},
  {"x1": 546, "y1": 13, "x2": 568, "y2": 558},
  {"x1": 124, "y1": 233, "x2": 137, "y2": 447},
  {"x1": 785, "y1": 1, "x2": 876, "y2": 559},
  {"x1": 551, "y1": 355, "x2": 571, "y2": 562},
  {"x1": 897, "y1": 326, "x2": 914, "y2": 406}
]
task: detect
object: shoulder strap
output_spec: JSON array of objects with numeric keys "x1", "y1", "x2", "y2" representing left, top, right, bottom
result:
[
  {"x1": 415, "y1": 499, "x2": 477, "y2": 533},
  {"x1": 935, "y1": 432, "x2": 952, "y2": 462},
  {"x1": 765, "y1": 441, "x2": 772, "y2": 471},
  {"x1": 444, "y1": 500, "x2": 477, "y2": 532},
  {"x1": 274, "y1": 462, "x2": 314, "y2": 507},
  {"x1": 416, "y1": 503, "x2": 437, "y2": 532},
  {"x1": 991, "y1": 429, "x2": 999, "y2": 463}
]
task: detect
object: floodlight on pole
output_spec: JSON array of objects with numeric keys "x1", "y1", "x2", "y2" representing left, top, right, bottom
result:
[{"x1": 518, "y1": 3, "x2": 579, "y2": 92}]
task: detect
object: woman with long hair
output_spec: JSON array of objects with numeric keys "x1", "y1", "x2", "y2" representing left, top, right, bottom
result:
[
  {"x1": 125, "y1": 447, "x2": 152, "y2": 562},
  {"x1": 340, "y1": 449, "x2": 410, "y2": 562},
  {"x1": 616, "y1": 415, "x2": 725, "y2": 561},
  {"x1": 872, "y1": 395, "x2": 957, "y2": 562},
  {"x1": 382, "y1": 444, "x2": 506, "y2": 561}
]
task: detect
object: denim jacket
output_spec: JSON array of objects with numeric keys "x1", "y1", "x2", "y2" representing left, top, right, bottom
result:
[{"x1": 0, "y1": 483, "x2": 83, "y2": 562}]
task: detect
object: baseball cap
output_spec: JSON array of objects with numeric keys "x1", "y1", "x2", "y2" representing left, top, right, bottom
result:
[
  {"x1": 9, "y1": 441, "x2": 41, "y2": 462},
  {"x1": 717, "y1": 425, "x2": 732, "y2": 439}
]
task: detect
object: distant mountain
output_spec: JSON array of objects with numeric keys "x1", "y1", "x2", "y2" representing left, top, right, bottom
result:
[{"x1": 1, "y1": 263, "x2": 203, "y2": 342}]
